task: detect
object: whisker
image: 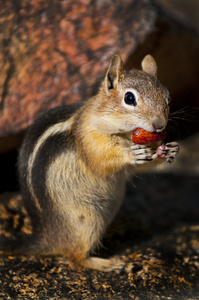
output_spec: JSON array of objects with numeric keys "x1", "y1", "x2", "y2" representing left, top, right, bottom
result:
[
  {"x1": 169, "y1": 107, "x2": 199, "y2": 126},
  {"x1": 169, "y1": 116, "x2": 198, "y2": 122},
  {"x1": 170, "y1": 106, "x2": 199, "y2": 118},
  {"x1": 169, "y1": 106, "x2": 189, "y2": 115},
  {"x1": 166, "y1": 120, "x2": 181, "y2": 139}
]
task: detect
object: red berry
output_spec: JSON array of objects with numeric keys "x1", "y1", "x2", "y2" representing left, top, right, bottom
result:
[{"x1": 132, "y1": 127, "x2": 167, "y2": 144}]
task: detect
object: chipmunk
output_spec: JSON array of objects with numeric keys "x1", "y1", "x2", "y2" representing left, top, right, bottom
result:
[{"x1": 17, "y1": 54, "x2": 179, "y2": 272}]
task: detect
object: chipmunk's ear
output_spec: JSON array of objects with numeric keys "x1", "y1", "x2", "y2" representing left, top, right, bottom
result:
[
  {"x1": 105, "y1": 54, "x2": 124, "y2": 90},
  {"x1": 141, "y1": 55, "x2": 157, "y2": 78}
]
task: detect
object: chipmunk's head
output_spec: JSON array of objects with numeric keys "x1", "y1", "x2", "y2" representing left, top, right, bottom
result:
[{"x1": 91, "y1": 54, "x2": 170, "y2": 135}]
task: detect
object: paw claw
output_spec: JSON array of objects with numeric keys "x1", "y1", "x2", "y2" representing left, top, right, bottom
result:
[
  {"x1": 130, "y1": 144, "x2": 154, "y2": 165},
  {"x1": 157, "y1": 141, "x2": 179, "y2": 163}
]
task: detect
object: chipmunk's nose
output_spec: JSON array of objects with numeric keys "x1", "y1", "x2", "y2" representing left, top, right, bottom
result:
[{"x1": 152, "y1": 117, "x2": 165, "y2": 132}]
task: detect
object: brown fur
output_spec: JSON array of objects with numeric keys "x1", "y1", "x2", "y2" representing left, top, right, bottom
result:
[{"x1": 14, "y1": 54, "x2": 179, "y2": 272}]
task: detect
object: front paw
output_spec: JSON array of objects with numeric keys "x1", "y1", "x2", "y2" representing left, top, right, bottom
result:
[
  {"x1": 157, "y1": 142, "x2": 179, "y2": 163},
  {"x1": 130, "y1": 144, "x2": 154, "y2": 165}
]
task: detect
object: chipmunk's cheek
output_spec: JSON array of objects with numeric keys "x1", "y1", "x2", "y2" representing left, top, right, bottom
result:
[{"x1": 157, "y1": 144, "x2": 167, "y2": 158}]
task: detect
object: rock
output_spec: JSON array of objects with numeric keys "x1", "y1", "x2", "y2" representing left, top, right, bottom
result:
[{"x1": 0, "y1": 0, "x2": 156, "y2": 137}]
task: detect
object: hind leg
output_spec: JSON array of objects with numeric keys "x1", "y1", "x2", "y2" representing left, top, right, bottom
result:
[
  {"x1": 80, "y1": 256, "x2": 133, "y2": 273},
  {"x1": 57, "y1": 225, "x2": 132, "y2": 272},
  {"x1": 60, "y1": 252, "x2": 132, "y2": 273}
]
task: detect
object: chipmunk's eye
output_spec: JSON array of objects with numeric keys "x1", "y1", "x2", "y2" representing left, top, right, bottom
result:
[{"x1": 124, "y1": 91, "x2": 137, "y2": 106}]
